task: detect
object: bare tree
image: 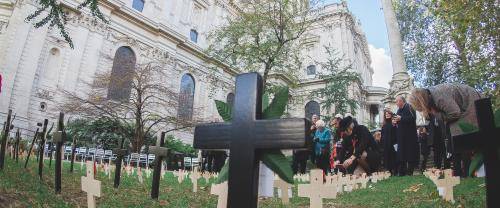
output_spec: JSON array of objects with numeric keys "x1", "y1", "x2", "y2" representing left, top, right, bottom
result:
[{"x1": 61, "y1": 62, "x2": 200, "y2": 152}]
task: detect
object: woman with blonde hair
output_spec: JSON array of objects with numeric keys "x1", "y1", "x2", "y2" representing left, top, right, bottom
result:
[
  {"x1": 408, "y1": 83, "x2": 482, "y2": 177},
  {"x1": 409, "y1": 83, "x2": 481, "y2": 136}
]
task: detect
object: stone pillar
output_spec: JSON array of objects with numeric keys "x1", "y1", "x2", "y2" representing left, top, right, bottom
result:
[
  {"x1": 381, "y1": 0, "x2": 413, "y2": 104},
  {"x1": 379, "y1": 104, "x2": 385, "y2": 127}
]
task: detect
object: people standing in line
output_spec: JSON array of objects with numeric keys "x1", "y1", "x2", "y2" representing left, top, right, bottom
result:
[
  {"x1": 313, "y1": 120, "x2": 331, "y2": 174},
  {"x1": 418, "y1": 127, "x2": 431, "y2": 172},
  {"x1": 409, "y1": 83, "x2": 482, "y2": 177},
  {"x1": 394, "y1": 96, "x2": 419, "y2": 176},
  {"x1": 338, "y1": 116, "x2": 381, "y2": 175},
  {"x1": 381, "y1": 109, "x2": 398, "y2": 175}
]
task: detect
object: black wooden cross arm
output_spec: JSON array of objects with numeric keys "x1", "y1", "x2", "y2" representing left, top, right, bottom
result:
[{"x1": 194, "y1": 119, "x2": 311, "y2": 149}]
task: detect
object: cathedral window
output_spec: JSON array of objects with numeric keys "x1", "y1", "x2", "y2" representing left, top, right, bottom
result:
[
  {"x1": 132, "y1": 0, "x2": 145, "y2": 12},
  {"x1": 305, "y1": 100, "x2": 320, "y2": 120},
  {"x1": 306, "y1": 65, "x2": 316, "y2": 76},
  {"x1": 190, "y1": 29, "x2": 198, "y2": 43},
  {"x1": 178, "y1": 73, "x2": 195, "y2": 120},
  {"x1": 226, "y1": 92, "x2": 235, "y2": 107},
  {"x1": 108, "y1": 46, "x2": 136, "y2": 101}
]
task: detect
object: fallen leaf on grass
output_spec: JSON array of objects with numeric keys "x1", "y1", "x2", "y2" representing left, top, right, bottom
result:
[
  {"x1": 403, "y1": 183, "x2": 423, "y2": 193},
  {"x1": 478, "y1": 183, "x2": 485, "y2": 188},
  {"x1": 159, "y1": 200, "x2": 169, "y2": 206}
]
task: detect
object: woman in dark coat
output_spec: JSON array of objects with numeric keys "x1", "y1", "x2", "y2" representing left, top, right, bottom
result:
[
  {"x1": 339, "y1": 116, "x2": 381, "y2": 174},
  {"x1": 381, "y1": 109, "x2": 398, "y2": 175}
]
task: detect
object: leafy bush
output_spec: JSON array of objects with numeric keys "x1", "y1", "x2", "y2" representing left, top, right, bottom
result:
[
  {"x1": 165, "y1": 135, "x2": 196, "y2": 156},
  {"x1": 65, "y1": 117, "x2": 154, "y2": 150}
]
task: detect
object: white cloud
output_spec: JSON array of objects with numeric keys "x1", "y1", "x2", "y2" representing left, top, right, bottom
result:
[{"x1": 369, "y1": 44, "x2": 393, "y2": 88}]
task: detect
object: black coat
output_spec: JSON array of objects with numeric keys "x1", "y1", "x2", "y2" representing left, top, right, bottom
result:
[
  {"x1": 396, "y1": 103, "x2": 419, "y2": 162},
  {"x1": 381, "y1": 122, "x2": 397, "y2": 169},
  {"x1": 343, "y1": 125, "x2": 381, "y2": 173}
]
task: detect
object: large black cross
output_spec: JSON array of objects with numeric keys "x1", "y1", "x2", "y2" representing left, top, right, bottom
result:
[
  {"x1": 452, "y1": 98, "x2": 500, "y2": 207},
  {"x1": 52, "y1": 112, "x2": 66, "y2": 194},
  {"x1": 0, "y1": 109, "x2": 13, "y2": 170},
  {"x1": 113, "y1": 137, "x2": 128, "y2": 188},
  {"x1": 193, "y1": 72, "x2": 311, "y2": 208}
]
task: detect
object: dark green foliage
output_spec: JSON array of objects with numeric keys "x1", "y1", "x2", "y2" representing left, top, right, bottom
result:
[
  {"x1": 213, "y1": 86, "x2": 294, "y2": 184},
  {"x1": 65, "y1": 117, "x2": 154, "y2": 150},
  {"x1": 165, "y1": 135, "x2": 196, "y2": 156},
  {"x1": 310, "y1": 46, "x2": 361, "y2": 119},
  {"x1": 262, "y1": 86, "x2": 289, "y2": 119},
  {"x1": 214, "y1": 100, "x2": 232, "y2": 122},
  {"x1": 260, "y1": 150, "x2": 294, "y2": 183},
  {"x1": 214, "y1": 160, "x2": 229, "y2": 184},
  {"x1": 25, "y1": 0, "x2": 108, "y2": 48}
]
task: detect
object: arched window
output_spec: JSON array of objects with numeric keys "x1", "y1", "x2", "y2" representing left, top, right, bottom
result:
[
  {"x1": 226, "y1": 92, "x2": 235, "y2": 107},
  {"x1": 178, "y1": 74, "x2": 195, "y2": 120},
  {"x1": 190, "y1": 29, "x2": 198, "y2": 43},
  {"x1": 306, "y1": 65, "x2": 316, "y2": 76},
  {"x1": 108, "y1": 46, "x2": 136, "y2": 101},
  {"x1": 304, "y1": 101, "x2": 320, "y2": 121},
  {"x1": 132, "y1": 0, "x2": 145, "y2": 12}
]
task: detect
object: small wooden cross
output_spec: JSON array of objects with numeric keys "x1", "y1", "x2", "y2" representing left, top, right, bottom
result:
[
  {"x1": 145, "y1": 166, "x2": 151, "y2": 178},
  {"x1": 298, "y1": 169, "x2": 337, "y2": 208},
  {"x1": 80, "y1": 158, "x2": 84, "y2": 170},
  {"x1": 193, "y1": 73, "x2": 311, "y2": 208},
  {"x1": 344, "y1": 174, "x2": 356, "y2": 192},
  {"x1": 337, "y1": 174, "x2": 350, "y2": 193},
  {"x1": 451, "y1": 98, "x2": 500, "y2": 207},
  {"x1": 161, "y1": 164, "x2": 166, "y2": 179},
  {"x1": 434, "y1": 169, "x2": 460, "y2": 203},
  {"x1": 384, "y1": 171, "x2": 391, "y2": 179},
  {"x1": 189, "y1": 168, "x2": 201, "y2": 192},
  {"x1": 273, "y1": 178, "x2": 293, "y2": 204},
  {"x1": 126, "y1": 165, "x2": 132, "y2": 176},
  {"x1": 371, "y1": 172, "x2": 379, "y2": 183},
  {"x1": 211, "y1": 182, "x2": 228, "y2": 208},
  {"x1": 138, "y1": 167, "x2": 144, "y2": 184},
  {"x1": 202, "y1": 172, "x2": 211, "y2": 183},
  {"x1": 175, "y1": 169, "x2": 187, "y2": 184},
  {"x1": 81, "y1": 161, "x2": 101, "y2": 208},
  {"x1": 357, "y1": 173, "x2": 369, "y2": 189},
  {"x1": 325, "y1": 174, "x2": 342, "y2": 193}
]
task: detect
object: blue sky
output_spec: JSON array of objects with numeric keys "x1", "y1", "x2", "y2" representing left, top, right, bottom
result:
[{"x1": 323, "y1": 0, "x2": 394, "y2": 88}]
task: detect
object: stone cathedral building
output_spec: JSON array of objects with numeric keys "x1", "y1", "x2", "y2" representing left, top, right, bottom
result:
[{"x1": 0, "y1": 0, "x2": 387, "y2": 143}]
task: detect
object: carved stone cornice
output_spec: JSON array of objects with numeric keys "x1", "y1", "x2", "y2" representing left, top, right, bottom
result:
[{"x1": 66, "y1": 12, "x2": 109, "y2": 35}]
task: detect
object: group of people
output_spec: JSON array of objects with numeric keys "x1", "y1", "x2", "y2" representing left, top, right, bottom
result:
[{"x1": 293, "y1": 83, "x2": 483, "y2": 178}]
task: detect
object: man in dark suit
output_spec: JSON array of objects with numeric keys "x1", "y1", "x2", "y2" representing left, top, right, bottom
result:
[{"x1": 394, "y1": 96, "x2": 419, "y2": 176}]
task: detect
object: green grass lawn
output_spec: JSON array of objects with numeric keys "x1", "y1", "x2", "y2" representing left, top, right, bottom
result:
[{"x1": 0, "y1": 157, "x2": 486, "y2": 207}]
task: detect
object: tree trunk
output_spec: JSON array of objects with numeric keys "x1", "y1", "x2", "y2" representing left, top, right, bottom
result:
[{"x1": 262, "y1": 64, "x2": 271, "y2": 91}]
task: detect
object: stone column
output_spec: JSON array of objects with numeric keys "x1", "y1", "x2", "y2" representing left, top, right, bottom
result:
[{"x1": 381, "y1": 0, "x2": 413, "y2": 104}]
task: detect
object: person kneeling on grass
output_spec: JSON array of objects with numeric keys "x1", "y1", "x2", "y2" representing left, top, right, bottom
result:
[{"x1": 339, "y1": 116, "x2": 381, "y2": 175}]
